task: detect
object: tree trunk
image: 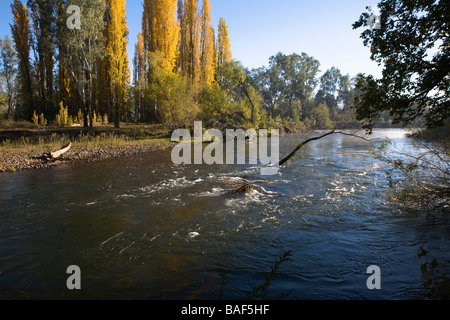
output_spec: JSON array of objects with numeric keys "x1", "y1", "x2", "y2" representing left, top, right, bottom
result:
[
  {"x1": 6, "y1": 91, "x2": 12, "y2": 119},
  {"x1": 114, "y1": 85, "x2": 120, "y2": 128},
  {"x1": 240, "y1": 82, "x2": 256, "y2": 125},
  {"x1": 88, "y1": 72, "x2": 93, "y2": 128},
  {"x1": 81, "y1": 88, "x2": 88, "y2": 128}
]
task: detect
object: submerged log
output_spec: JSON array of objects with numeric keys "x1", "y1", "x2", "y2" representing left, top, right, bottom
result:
[
  {"x1": 46, "y1": 142, "x2": 72, "y2": 160},
  {"x1": 230, "y1": 183, "x2": 254, "y2": 195}
]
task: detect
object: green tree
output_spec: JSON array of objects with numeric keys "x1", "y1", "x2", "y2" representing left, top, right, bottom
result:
[
  {"x1": 199, "y1": 83, "x2": 233, "y2": 127},
  {"x1": 311, "y1": 103, "x2": 333, "y2": 129},
  {"x1": 316, "y1": 67, "x2": 342, "y2": 117},
  {"x1": 56, "y1": 0, "x2": 77, "y2": 118},
  {"x1": 63, "y1": 0, "x2": 106, "y2": 128},
  {"x1": 10, "y1": 0, "x2": 34, "y2": 119},
  {"x1": 353, "y1": 0, "x2": 449, "y2": 132},
  {"x1": 0, "y1": 36, "x2": 18, "y2": 118},
  {"x1": 28, "y1": 0, "x2": 57, "y2": 118},
  {"x1": 315, "y1": 67, "x2": 356, "y2": 124},
  {"x1": 218, "y1": 60, "x2": 260, "y2": 126},
  {"x1": 254, "y1": 52, "x2": 320, "y2": 120},
  {"x1": 250, "y1": 64, "x2": 283, "y2": 119}
]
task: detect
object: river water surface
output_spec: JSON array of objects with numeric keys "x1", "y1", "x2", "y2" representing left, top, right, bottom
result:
[{"x1": 1, "y1": 129, "x2": 449, "y2": 300}]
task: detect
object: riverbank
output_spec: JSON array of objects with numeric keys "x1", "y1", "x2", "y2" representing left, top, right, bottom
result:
[
  {"x1": 0, "y1": 142, "x2": 173, "y2": 173},
  {"x1": 409, "y1": 125, "x2": 450, "y2": 150},
  {"x1": 0, "y1": 124, "x2": 173, "y2": 173}
]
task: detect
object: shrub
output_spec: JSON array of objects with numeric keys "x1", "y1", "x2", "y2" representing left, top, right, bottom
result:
[
  {"x1": 39, "y1": 113, "x2": 47, "y2": 127},
  {"x1": 32, "y1": 111, "x2": 39, "y2": 127},
  {"x1": 56, "y1": 102, "x2": 69, "y2": 127}
]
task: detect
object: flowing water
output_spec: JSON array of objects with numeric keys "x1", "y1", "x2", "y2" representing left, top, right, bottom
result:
[{"x1": 0, "y1": 129, "x2": 449, "y2": 300}]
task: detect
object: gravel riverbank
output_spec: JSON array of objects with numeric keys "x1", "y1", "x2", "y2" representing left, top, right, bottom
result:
[{"x1": 0, "y1": 142, "x2": 173, "y2": 173}]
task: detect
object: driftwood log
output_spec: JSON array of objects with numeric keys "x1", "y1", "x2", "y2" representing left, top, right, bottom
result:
[{"x1": 45, "y1": 142, "x2": 72, "y2": 161}]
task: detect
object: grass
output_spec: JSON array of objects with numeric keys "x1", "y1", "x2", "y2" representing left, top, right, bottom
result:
[{"x1": 0, "y1": 123, "x2": 172, "y2": 153}]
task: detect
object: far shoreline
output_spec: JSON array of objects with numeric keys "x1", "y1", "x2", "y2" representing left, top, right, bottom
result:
[
  {"x1": 0, "y1": 140, "x2": 174, "y2": 173},
  {"x1": 1, "y1": 123, "x2": 427, "y2": 174},
  {"x1": 0, "y1": 124, "x2": 174, "y2": 173}
]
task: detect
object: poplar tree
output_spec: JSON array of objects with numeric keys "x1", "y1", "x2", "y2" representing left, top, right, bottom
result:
[
  {"x1": 10, "y1": 0, "x2": 34, "y2": 119},
  {"x1": 142, "y1": 0, "x2": 179, "y2": 73},
  {"x1": 183, "y1": 0, "x2": 200, "y2": 82},
  {"x1": 216, "y1": 17, "x2": 232, "y2": 86},
  {"x1": 105, "y1": 0, "x2": 130, "y2": 128},
  {"x1": 199, "y1": 0, "x2": 215, "y2": 85},
  {"x1": 217, "y1": 17, "x2": 232, "y2": 67},
  {"x1": 141, "y1": 0, "x2": 179, "y2": 122},
  {"x1": 176, "y1": 0, "x2": 185, "y2": 74},
  {"x1": 133, "y1": 32, "x2": 145, "y2": 122}
]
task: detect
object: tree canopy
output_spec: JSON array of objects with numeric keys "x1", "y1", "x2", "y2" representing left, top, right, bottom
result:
[{"x1": 353, "y1": 0, "x2": 450, "y2": 132}]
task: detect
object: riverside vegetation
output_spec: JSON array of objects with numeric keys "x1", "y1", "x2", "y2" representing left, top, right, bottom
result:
[{"x1": 0, "y1": 122, "x2": 172, "y2": 172}]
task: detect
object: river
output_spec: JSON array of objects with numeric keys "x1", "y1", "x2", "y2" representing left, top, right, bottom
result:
[{"x1": 0, "y1": 129, "x2": 449, "y2": 300}]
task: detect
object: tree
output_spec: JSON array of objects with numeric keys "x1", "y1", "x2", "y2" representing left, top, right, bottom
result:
[
  {"x1": 261, "y1": 52, "x2": 320, "y2": 120},
  {"x1": 56, "y1": 0, "x2": 76, "y2": 117},
  {"x1": 216, "y1": 17, "x2": 232, "y2": 85},
  {"x1": 63, "y1": 0, "x2": 106, "y2": 128},
  {"x1": 0, "y1": 36, "x2": 18, "y2": 118},
  {"x1": 353, "y1": 0, "x2": 450, "y2": 132},
  {"x1": 105, "y1": 0, "x2": 130, "y2": 128},
  {"x1": 133, "y1": 32, "x2": 145, "y2": 122},
  {"x1": 28, "y1": 0, "x2": 56, "y2": 118},
  {"x1": 316, "y1": 67, "x2": 342, "y2": 114},
  {"x1": 338, "y1": 74, "x2": 355, "y2": 112},
  {"x1": 315, "y1": 67, "x2": 355, "y2": 123},
  {"x1": 141, "y1": 0, "x2": 180, "y2": 122},
  {"x1": 310, "y1": 103, "x2": 333, "y2": 129},
  {"x1": 10, "y1": 0, "x2": 34, "y2": 119},
  {"x1": 142, "y1": 0, "x2": 180, "y2": 73},
  {"x1": 250, "y1": 64, "x2": 284, "y2": 120},
  {"x1": 142, "y1": 0, "x2": 179, "y2": 73},
  {"x1": 217, "y1": 17, "x2": 232, "y2": 66},
  {"x1": 218, "y1": 60, "x2": 261, "y2": 126},
  {"x1": 181, "y1": 0, "x2": 200, "y2": 82},
  {"x1": 148, "y1": 51, "x2": 199, "y2": 130},
  {"x1": 199, "y1": 0, "x2": 215, "y2": 85}
]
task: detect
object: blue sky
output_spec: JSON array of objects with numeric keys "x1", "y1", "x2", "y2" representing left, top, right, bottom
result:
[{"x1": 0, "y1": 0, "x2": 382, "y2": 79}]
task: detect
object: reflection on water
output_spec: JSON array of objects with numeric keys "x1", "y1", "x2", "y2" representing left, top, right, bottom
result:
[{"x1": 0, "y1": 129, "x2": 449, "y2": 300}]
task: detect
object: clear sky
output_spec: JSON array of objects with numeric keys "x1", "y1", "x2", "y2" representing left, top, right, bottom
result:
[{"x1": 0, "y1": 0, "x2": 382, "y2": 79}]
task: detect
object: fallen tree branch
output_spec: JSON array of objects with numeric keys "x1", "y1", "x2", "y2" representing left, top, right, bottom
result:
[
  {"x1": 46, "y1": 142, "x2": 72, "y2": 161},
  {"x1": 277, "y1": 130, "x2": 372, "y2": 167}
]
